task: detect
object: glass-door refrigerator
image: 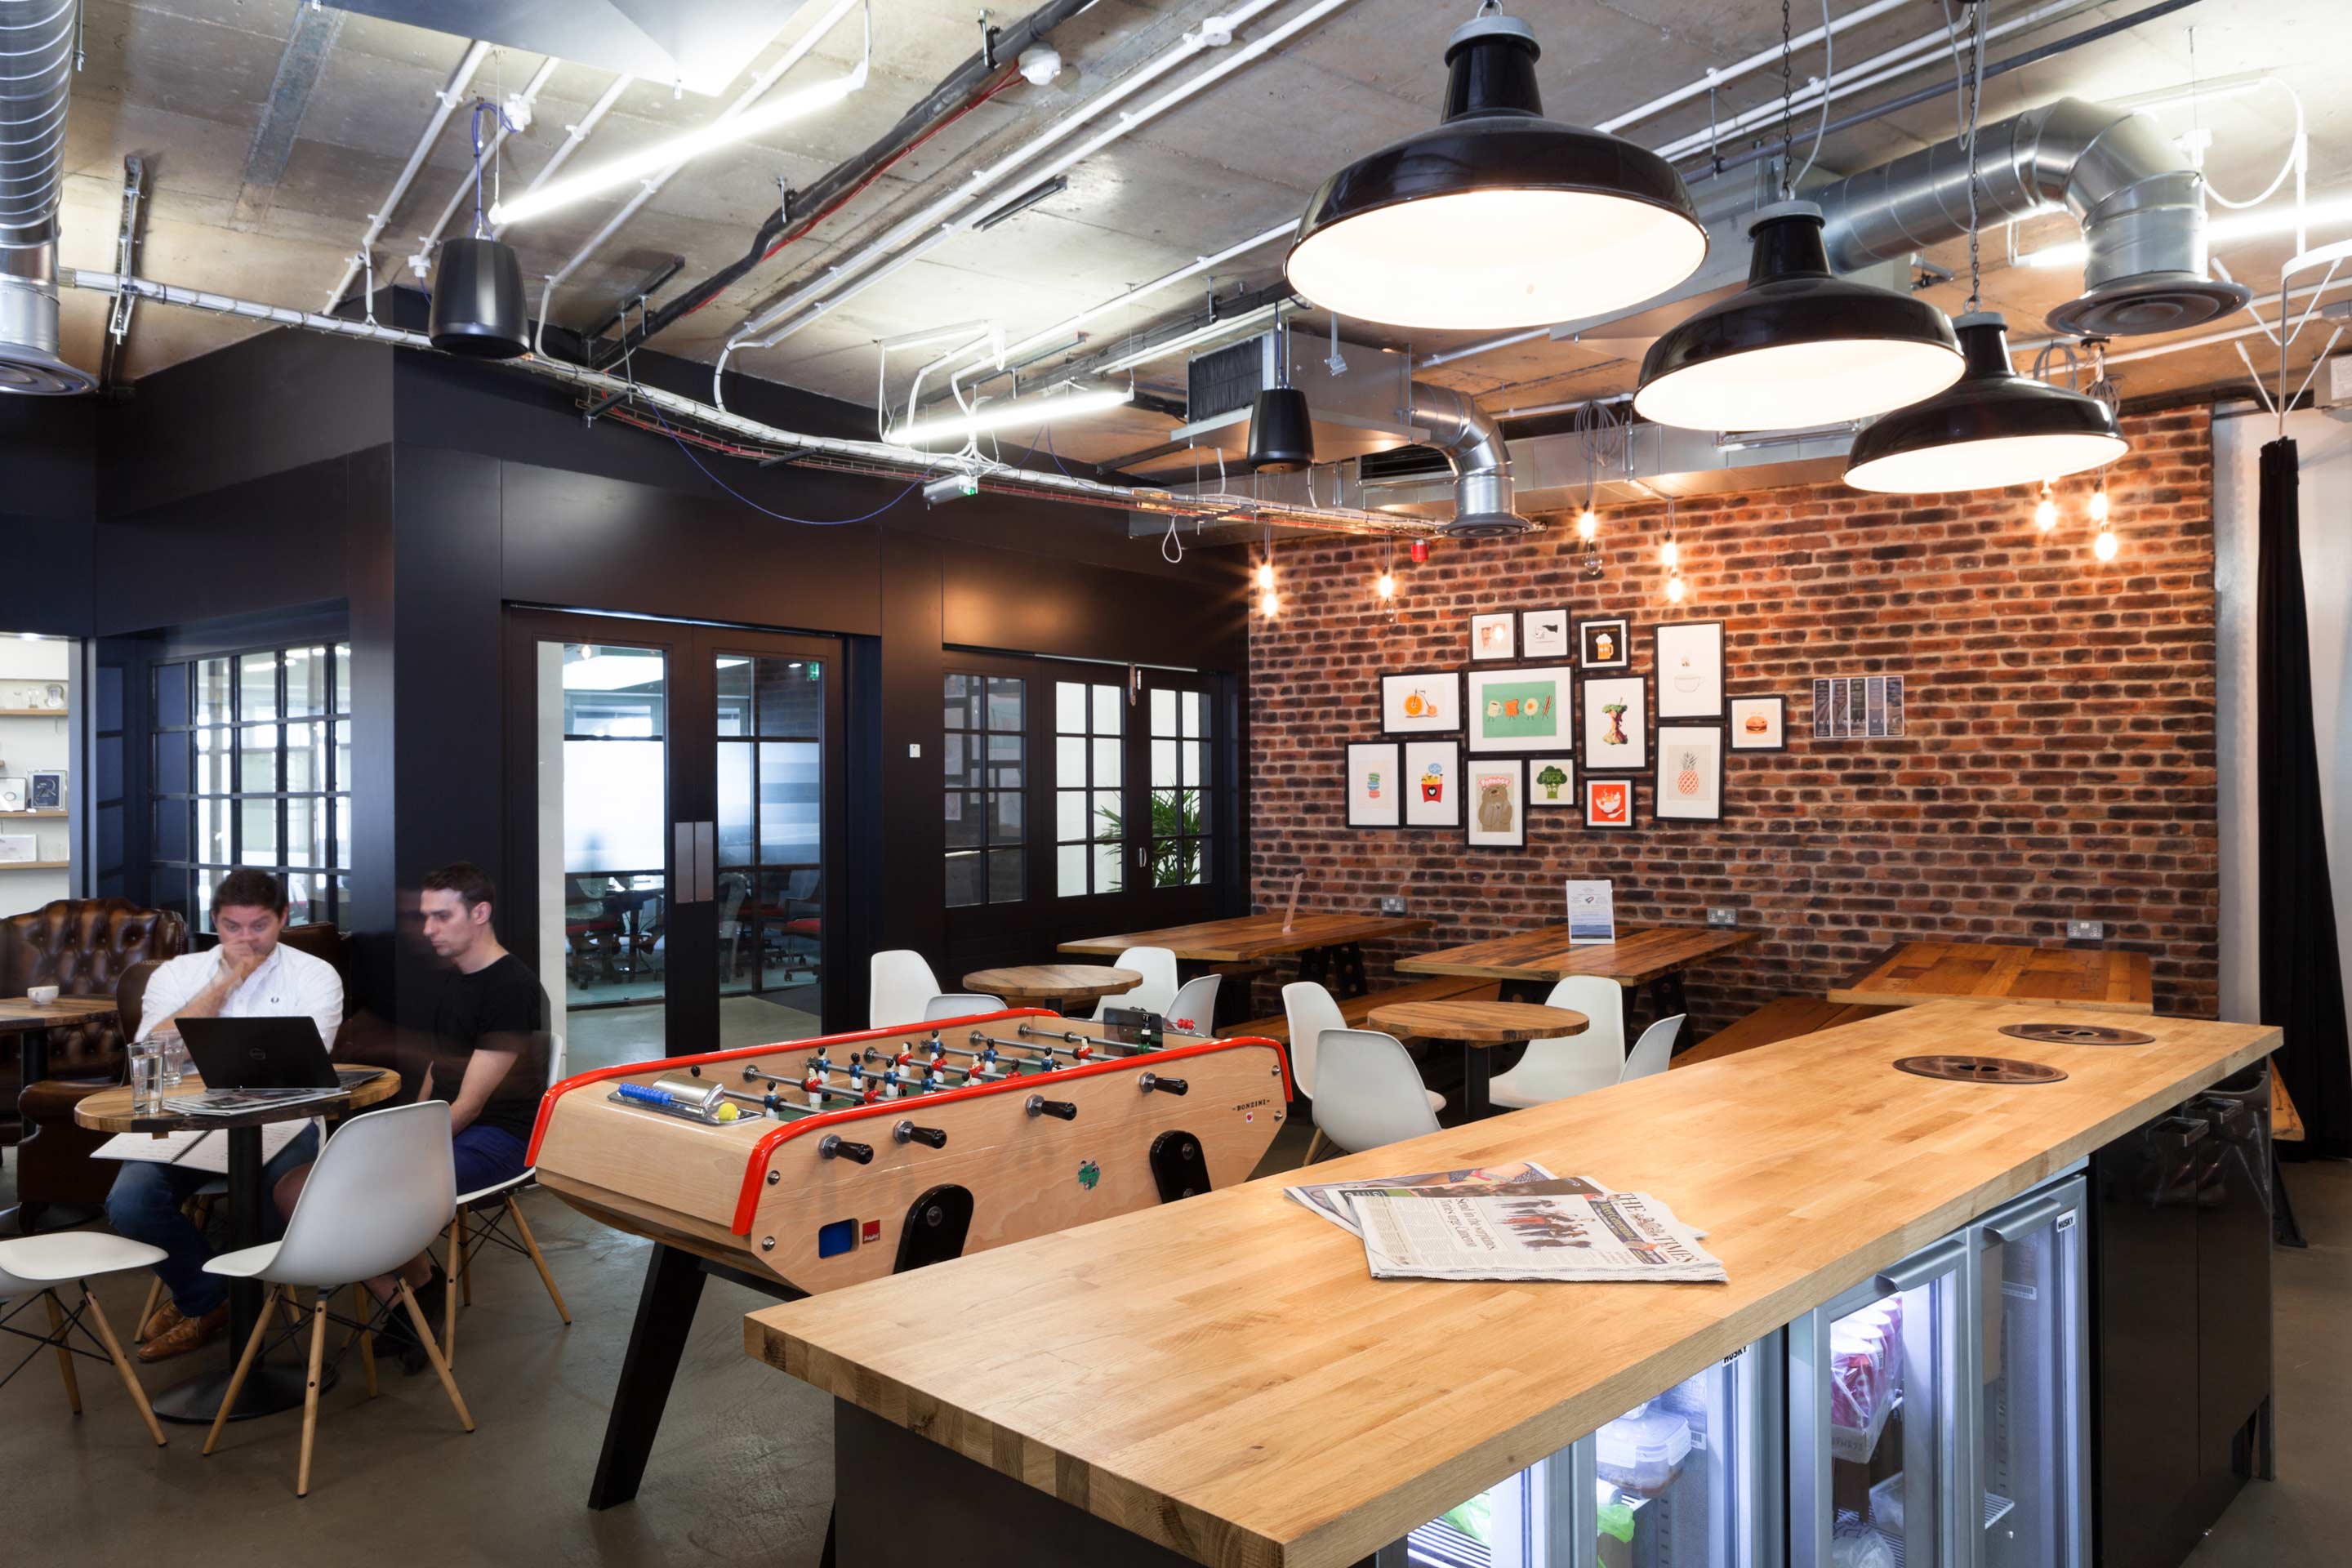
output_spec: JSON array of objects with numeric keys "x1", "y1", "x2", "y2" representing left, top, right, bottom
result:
[{"x1": 1408, "y1": 1339, "x2": 1780, "y2": 1568}]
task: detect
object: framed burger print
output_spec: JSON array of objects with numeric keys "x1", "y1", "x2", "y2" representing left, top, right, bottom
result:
[
  {"x1": 1344, "y1": 742, "x2": 1401, "y2": 828},
  {"x1": 1528, "y1": 755, "x2": 1577, "y2": 806},
  {"x1": 1381, "y1": 670, "x2": 1462, "y2": 735},
  {"x1": 1519, "y1": 606, "x2": 1570, "y2": 661},
  {"x1": 1728, "y1": 693, "x2": 1788, "y2": 751},
  {"x1": 1575, "y1": 614, "x2": 1630, "y2": 670},
  {"x1": 1578, "y1": 674, "x2": 1648, "y2": 772},
  {"x1": 1466, "y1": 664, "x2": 1574, "y2": 755},
  {"x1": 1464, "y1": 757, "x2": 1526, "y2": 849},
  {"x1": 1654, "y1": 619, "x2": 1726, "y2": 719},
  {"x1": 1468, "y1": 610, "x2": 1517, "y2": 662},
  {"x1": 1584, "y1": 776, "x2": 1636, "y2": 831},
  {"x1": 1653, "y1": 724, "x2": 1726, "y2": 822},
  {"x1": 1403, "y1": 739, "x2": 1461, "y2": 827}
]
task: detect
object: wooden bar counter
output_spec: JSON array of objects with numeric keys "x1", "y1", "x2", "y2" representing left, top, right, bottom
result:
[{"x1": 746, "y1": 1001, "x2": 2275, "y2": 1568}]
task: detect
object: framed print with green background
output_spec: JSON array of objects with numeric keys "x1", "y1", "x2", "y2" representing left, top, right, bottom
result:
[
  {"x1": 1464, "y1": 757, "x2": 1526, "y2": 848},
  {"x1": 1584, "y1": 776, "x2": 1637, "y2": 831},
  {"x1": 1381, "y1": 670, "x2": 1462, "y2": 735},
  {"x1": 1403, "y1": 739, "x2": 1460, "y2": 827},
  {"x1": 1575, "y1": 614, "x2": 1630, "y2": 670},
  {"x1": 1519, "y1": 606, "x2": 1570, "y2": 661},
  {"x1": 1654, "y1": 620, "x2": 1726, "y2": 719},
  {"x1": 1654, "y1": 724, "x2": 1725, "y2": 822},
  {"x1": 1729, "y1": 693, "x2": 1788, "y2": 752},
  {"x1": 1578, "y1": 674, "x2": 1648, "y2": 772},
  {"x1": 1468, "y1": 611, "x2": 1517, "y2": 662},
  {"x1": 1344, "y1": 741, "x2": 1401, "y2": 828},
  {"x1": 1467, "y1": 663, "x2": 1573, "y2": 754},
  {"x1": 1528, "y1": 755, "x2": 1576, "y2": 806}
]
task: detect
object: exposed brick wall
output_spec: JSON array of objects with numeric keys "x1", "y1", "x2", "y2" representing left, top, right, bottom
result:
[{"x1": 1246, "y1": 409, "x2": 2219, "y2": 1037}]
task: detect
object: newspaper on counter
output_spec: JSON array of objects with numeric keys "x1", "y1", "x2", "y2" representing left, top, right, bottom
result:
[
  {"x1": 1347, "y1": 1186, "x2": 1728, "y2": 1284},
  {"x1": 1283, "y1": 1160, "x2": 1573, "y2": 1238}
]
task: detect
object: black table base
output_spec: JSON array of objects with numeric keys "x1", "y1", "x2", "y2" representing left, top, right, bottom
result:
[{"x1": 153, "y1": 1356, "x2": 336, "y2": 1424}]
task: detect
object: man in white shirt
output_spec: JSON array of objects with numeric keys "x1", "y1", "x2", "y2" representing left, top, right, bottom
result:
[{"x1": 103, "y1": 868, "x2": 345, "y2": 1362}]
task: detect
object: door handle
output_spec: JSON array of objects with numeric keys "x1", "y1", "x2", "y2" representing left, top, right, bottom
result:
[
  {"x1": 693, "y1": 820, "x2": 715, "y2": 904},
  {"x1": 1982, "y1": 1192, "x2": 2066, "y2": 1245},
  {"x1": 673, "y1": 822, "x2": 696, "y2": 903},
  {"x1": 1871, "y1": 1233, "x2": 1967, "y2": 1296}
]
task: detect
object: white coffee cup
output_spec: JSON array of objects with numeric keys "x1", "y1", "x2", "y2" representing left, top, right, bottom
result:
[{"x1": 27, "y1": 983, "x2": 60, "y2": 1005}]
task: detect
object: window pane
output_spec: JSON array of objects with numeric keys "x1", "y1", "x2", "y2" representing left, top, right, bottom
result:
[
  {"x1": 1183, "y1": 692, "x2": 1205, "y2": 738},
  {"x1": 946, "y1": 850, "x2": 984, "y2": 908},
  {"x1": 1094, "y1": 840, "x2": 1124, "y2": 893},
  {"x1": 563, "y1": 739, "x2": 664, "y2": 874},
  {"x1": 333, "y1": 644, "x2": 351, "y2": 714},
  {"x1": 334, "y1": 720, "x2": 350, "y2": 789},
  {"x1": 283, "y1": 722, "x2": 321, "y2": 792},
  {"x1": 1182, "y1": 741, "x2": 1202, "y2": 788},
  {"x1": 715, "y1": 657, "x2": 753, "y2": 737},
  {"x1": 754, "y1": 657, "x2": 822, "y2": 738},
  {"x1": 239, "y1": 652, "x2": 278, "y2": 723},
  {"x1": 197, "y1": 798, "x2": 230, "y2": 862},
  {"x1": 1091, "y1": 684, "x2": 1120, "y2": 735},
  {"x1": 283, "y1": 872, "x2": 316, "y2": 927},
  {"x1": 987, "y1": 735, "x2": 1022, "y2": 788},
  {"x1": 943, "y1": 732, "x2": 979, "y2": 788},
  {"x1": 989, "y1": 791, "x2": 1022, "y2": 845},
  {"x1": 987, "y1": 849, "x2": 1022, "y2": 902},
  {"x1": 286, "y1": 646, "x2": 329, "y2": 719},
  {"x1": 718, "y1": 742, "x2": 754, "y2": 865},
  {"x1": 756, "y1": 741, "x2": 820, "y2": 863},
  {"x1": 1056, "y1": 735, "x2": 1085, "y2": 785},
  {"x1": 241, "y1": 797, "x2": 278, "y2": 858},
  {"x1": 987, "y1": 677, "x2": 1023, "y2": 732},
  {"x1": 1056, "y1": 844, "x2": 1087, "y2": 897},
  {"x1": 945, "y1": 792, "x2": 983, "y2": 849},
  {"x1": 239, "y1": 725, "x2": 279, "y2": 794},
  {"x1": 197, "y1": 658, "x2": 232, "y2": 725},
  {"x1": 1151, "y1": 688, "x2": 1175, "y2": 735},
  {"x1": 1055, "y1": 681, "x2": 1085, "y2": 734},
  {"x1": 155, "y1": 732, "x2": 190, "y2": 795},
  {"x1": 334, "y1": 798, "x2": 351, "y2": 869},
  {"x1": 196, "y1": 729, "x2": 232, "y2": 794},
  {"x1": 1152, "y1": 738, "x2": 1178, "y2": 789},
  {"x1": 1092, "y1": 737, "x2": 1121, "y2": 788},
  {"x1": 1056, "y1": 791, "x2": 1086, "y2": 842},
  {"x1": 154, "y1": 800, "x2": 189, "y2": 862},
  {"x1": 156, "y1": 663, "x2": 190, "y2": 729},
  {"x1": 287, "y1": 797, "x2": 320, "y2": 867},
  {"x1": 946, "y1": 674, "x2": 979, "y2": 732},
  {"x1": 1092, "y1": 793, "x2": 1122, "y2": 849}
]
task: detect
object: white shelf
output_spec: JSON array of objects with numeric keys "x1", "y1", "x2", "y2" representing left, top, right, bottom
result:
[{"x1": 0, "y1": 860, "x2": 70, "y2": 871}]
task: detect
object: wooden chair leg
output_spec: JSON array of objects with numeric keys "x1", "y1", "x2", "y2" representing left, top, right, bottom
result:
[
  {"x1": 397, "y1": 1279, "x2": 474, "y2": 1432},
  {"x1": 40, "y1": 1291, "x2": 82, "y2": 1414},
  {"x1": 1303, "y1": 1128, "x2": 1330, "y2": 1166},
  {"x1": 80, "y1": 1289, "x2": 167, "y2": 1447},
  {"x1": 443, "y1": 1214, "x2": 461, "y2": 1366},
  {"x1": 136, "y1": 1274, "x2": 165, "y2": 1343},
  {"x1": 204, "y1": 1286, "x2": 283, "y2": 1456},
  {"x1": 508, "y1": 1197, "x2": 572, "y2": 1326},
  {"x1": 352, "y1": 1285, "x2": 377, "y2": 1399},
  {"x1": 457, "y1": 1206, "x2": 473, "y2": 1306},
  {"x1": 296, "y1": 1292, "x2": 327, "y2": 1498}
]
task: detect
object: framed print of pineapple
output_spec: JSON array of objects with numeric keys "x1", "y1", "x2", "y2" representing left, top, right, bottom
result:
[
  {"x1": 1578, "y1": 675, "x2": 1647, "y2": 773},
  {"x1": 1528, "y1": 755, "x2": 1576, "y2": 806},
  {"x1": 1653, "y1": 724, "x2": 1725, "y2": 822}
]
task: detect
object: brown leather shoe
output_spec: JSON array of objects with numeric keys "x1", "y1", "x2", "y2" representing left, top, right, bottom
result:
[
  {"x1": 139, "y1": 1299, "x2": 186, "y2": 1343},
  {"x1": 138, "y1": 1303, "x2": 228, "y2": 1362}
]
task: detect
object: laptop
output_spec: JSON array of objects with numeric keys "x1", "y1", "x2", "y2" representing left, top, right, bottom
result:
[{"x1": 176, "y1": 1016, "x2": 346, "y2": 1091}]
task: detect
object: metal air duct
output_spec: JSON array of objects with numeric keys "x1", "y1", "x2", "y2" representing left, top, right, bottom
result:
[
  {"x1": 0, "y1": 0, "x2": 91, "y2": 394},
  {"x1": 1409, "y1": 381, "x2": 1526, "y2": 538},
  {"x1": 1812, "y1": 96, "x2": 2248, "y2": 339}
]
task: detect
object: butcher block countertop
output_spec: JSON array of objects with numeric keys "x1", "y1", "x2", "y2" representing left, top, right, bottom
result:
[{"x1": 746, "y1": 1000, "x2": 2276, "y2": 1568}]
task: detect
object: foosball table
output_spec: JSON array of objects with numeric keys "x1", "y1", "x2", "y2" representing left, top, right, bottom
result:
[{"x1": 528, "y1": 1007, "x2": 1290, "y2": 1509}]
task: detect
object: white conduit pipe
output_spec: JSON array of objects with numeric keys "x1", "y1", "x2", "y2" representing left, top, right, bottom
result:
[
  {"x1": 323, "y1": 39, "x2": 491, "y2": 313},
  {"x1": 724, "y1": 0, "x2": 1326, "y2": 358},
  {"x1": 64, "y1": 269, "x2": 1434, "y2": 538},
  {"x1": 533, "y1": 0, "x2": 864, "y2": 355},
  {"x1": 416, "y1": 56, "x2": 560, "y2": 254},
  {"x1": 1594, "y1": 0, "x2": 1913, "y2": 135},
  {"x1": 490, "y1": 70, "x2": 637, "y2": 241}
]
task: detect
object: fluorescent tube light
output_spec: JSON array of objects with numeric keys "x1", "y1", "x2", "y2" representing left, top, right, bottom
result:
[
  {"x1": 887, "y1": 385, "x2": 1132, "y2": 448},
  {"x1": 2020, "y1": 192, "x2": 2352, "y2": 270},
  {"x1": 491, "y1": 64, "x2": 866, "y2": 229}
]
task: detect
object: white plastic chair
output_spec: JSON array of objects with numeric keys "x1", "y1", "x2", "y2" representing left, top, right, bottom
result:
[
  {"x1": 1093, "y1": 946, "x2": 1180, "y2": 1018},
  {"x1": 1312, "y1": 1029, "x2": 1445, "y2": 1157},
  {"x1": 203, "y1": 1101, "x2": 473, "y2": 1495},
  {"x1": 1619, "y1": 1015, "x2": 1685, "y2": 1082},
  {"x1": 1166, "y1": 973, "x2": 1221, "y2": 1035},
  {"x1": 1489, "y1": 976, "x2": 1629, "y2": 1109},
  {"x1": 870, "y1": 950, "x2": 943, "y2": 1028},
  {"x1": 1284, "y1": 982, "x2": 1441, "y2": 1161},
  {"x1": 0, "y1": 1232, "x2": 169, "y2": 1447},
  {"x1": 924, "y1": 991, "x2": 1005, "y2": 1020},
  {"x1": 438, "y1": 1032, "x2": 572, "y2": 1367}
]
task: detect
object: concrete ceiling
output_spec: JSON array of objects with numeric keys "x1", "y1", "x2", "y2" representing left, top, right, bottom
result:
[{"x1": 51, "y1": 0, "x2": 2352, "y2": 467}]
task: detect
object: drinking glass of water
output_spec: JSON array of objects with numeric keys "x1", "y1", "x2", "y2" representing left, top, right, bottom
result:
[
  {"x1": 130, "y1": 1040, "x2": 165, "y2": 1115},
  {"x1": 155, "y1": 1029, "x2": 191, "y2": 1088}
]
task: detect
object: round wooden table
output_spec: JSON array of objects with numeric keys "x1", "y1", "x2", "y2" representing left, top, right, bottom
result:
[
  {"x1": 964, "y1": 965, "x2": 1143, "y2": 1015},
  {"x1": 76, "y1": 1067, "x2": 401, "y2": 1423},
  {"x1": 1, "y1": 995, "x2": 122, "y2": 1234},
  {"x1": 1366, "y1": 1000, "x2": 1588, "y2": 1122}
]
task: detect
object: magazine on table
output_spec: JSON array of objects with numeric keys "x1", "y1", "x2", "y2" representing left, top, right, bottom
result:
[
  {"x1": 1346, "y1": 1187, "x2": 1727, "y2": 1284},
  {"x1": 1284, "y1": 1160, "x2": 1570, "y2": 1238},
  {"x1": 164, "y1": 1085, "x2": 346, "y2": 1116},
  {"x1": 91, "y1": 1120, "x2": 314, "y2": 1174}
]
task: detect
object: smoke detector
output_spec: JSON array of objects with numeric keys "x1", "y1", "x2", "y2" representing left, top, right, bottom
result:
[{"x1": 1017, "y1": 45, "x2": 1062, "y2": 85}]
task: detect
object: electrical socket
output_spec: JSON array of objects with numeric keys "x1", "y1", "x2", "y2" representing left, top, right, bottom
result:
[
  {"x1": 1708, "y1": 907, "x2": 1739, "y2": 927},
  {"x1": 2067, "y1": 919, "x2": 2105, "y2": 941},
  {"x1": 1379, "y1": 895, "x2": 1407, "y2": 916}
]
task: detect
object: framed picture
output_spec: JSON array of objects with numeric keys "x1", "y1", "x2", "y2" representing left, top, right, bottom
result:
[
  {"x1": 1655, "y1": 620, "x2": 1726, "y2": 719},
  {"x1": 0, "y1": 777, "x2": 23, "y2": 813},
  {"x1": 1575, "y1": 615, "x2": 1630, "y2": 670},
  {"x1": 1468, "y1": 611, "x2": 1517, "y2": 662},
  {"x1": 1654, "y1": 724, "x2": 1726, "y2": 822},
  {"x1": 1380, "y1": 670, "x2": 1462, "y2": 735},
  {"x1": 28, "y1": 772, "x2": 64, "y2": 809},
  {"x1": 1466, "y1": 664, "x2": 1574, "y2": 755},
  {"x1": 1579, "y1": 675, "x2": 1648, "y2": 772},
  {"x1": 1728, "y1": 695, "x2": 1788, "y2": 752},
  {"x1": 1519, "y1": 607, "x2": 1570, "y2": 661},
  {"x1": 1403, "y1": 739, "x2": 1461, "y2": 827},
  {"x1": 1464, "y1": 758, "x2": 1526, "y2": 848},
  {"x1": 1584, "y1": 777, "x2": 1637, "y2": 831},
  {"x1": 1528, "y1": 755, "x2": 1577, "y2": 806},
  {"x1": 1344, "y1": 742, "x2": 1401, "y2": 828}
]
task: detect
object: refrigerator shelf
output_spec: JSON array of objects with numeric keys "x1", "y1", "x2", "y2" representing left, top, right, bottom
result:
[{"x1": 1839, "y1": 1490, "x2": 2019, "y2": 1566}]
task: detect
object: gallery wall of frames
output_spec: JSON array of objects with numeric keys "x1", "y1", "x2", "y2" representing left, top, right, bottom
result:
[{"x1": 1250, "y1": 408, "x2": 2221, "y2": 1035}]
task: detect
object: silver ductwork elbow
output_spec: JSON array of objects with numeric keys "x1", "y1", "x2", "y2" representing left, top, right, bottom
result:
[
  {"x1": 1812, "y1": 96, "x2": 2249, "y2": 338},
  {"x1": 0, "y1": 0, "x2": 90, "y2": 394},
  {"x1": 1410, "y1": 381, "x2": 1526, "y2": 538}
]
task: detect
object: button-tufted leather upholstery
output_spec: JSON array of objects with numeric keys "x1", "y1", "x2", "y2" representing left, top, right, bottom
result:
[{"x1": 2, "y1": 899, "x2": 188, "y2": 1144}]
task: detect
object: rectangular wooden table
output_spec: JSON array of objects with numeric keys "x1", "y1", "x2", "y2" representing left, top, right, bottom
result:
[
  {"x1": 1396, "y1": 922, "x2": 1760, "y2": 1018},
  {"x1": 1060, "y1": 912, "x2": 1432, "y2": 1000},
  {"x1": 749, "y1": 1000, "x2": 2275, "y2": 1568},
  {"x1": 1827, "y1": 939, "x2": 2154, "y2": 1013}
]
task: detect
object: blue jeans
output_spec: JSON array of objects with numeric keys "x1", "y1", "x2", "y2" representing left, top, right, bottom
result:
[
  {"x1": 104, "y1": 1125, "x2": 320, "y2": 1317},
  {"x1": 452, "y1": 1124, "x2": 529, "y2": 1199}
]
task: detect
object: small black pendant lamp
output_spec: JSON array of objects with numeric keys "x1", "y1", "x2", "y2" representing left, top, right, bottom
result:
[
  {"x1": 1247, "y1": 310, "x2": 1315, "y2": 472},
  {"x1": 429, "y1": 103, "x2": 530, "y2": 360}
]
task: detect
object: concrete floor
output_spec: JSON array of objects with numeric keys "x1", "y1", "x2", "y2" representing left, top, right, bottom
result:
[{"x1": 0, "y1": 1139, "x2": 2338, "y2": 1566}]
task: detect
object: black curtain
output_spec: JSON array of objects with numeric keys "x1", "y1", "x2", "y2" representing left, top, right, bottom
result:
[{"x1": 2255, "y1": 436, "x2": 2352, "y2": 1156}]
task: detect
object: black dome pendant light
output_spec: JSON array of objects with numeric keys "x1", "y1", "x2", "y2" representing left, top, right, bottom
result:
[
  {"x1": 430, "y1": 101, "x2": 530, "y2": 359},
  {"x1": 1633, "y1": 2, "x2": 1962, "y2": 432},
  {"x1": 1246, "y1": 309, "x2": 1316, "y2": 472},
  {"x1": 1285, "y1": 4, "x2": 1707, "y2": 332},
  {"x1": 1842, "y1": 7, "x2": 2126, "y2": 492}
]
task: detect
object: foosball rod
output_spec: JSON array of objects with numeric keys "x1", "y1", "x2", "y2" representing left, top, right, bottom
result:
[{"x1": 1013, "y1": 1023, "x2": 1153, "y2": 1054}]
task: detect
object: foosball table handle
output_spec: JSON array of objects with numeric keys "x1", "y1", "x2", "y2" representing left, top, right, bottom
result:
[
  {"x1": 894, "y1": 1121, "x2": 949, "y2": 1149},
  {"x1": 1025, "y1": 1095, "x2": 1079, "y2": 1121},
  {"x1": 1137, "y1": 1073, "x2": 1188, "y2": 1096},
  {"x1": 819, "y1": 1134, "x2": 875, "y2": 1164}
]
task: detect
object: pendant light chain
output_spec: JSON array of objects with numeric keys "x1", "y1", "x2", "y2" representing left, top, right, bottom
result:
[
  {"x1": 1780, "y1": 0, "x2": 1794, "y2": 199},
  {"x1": 1957, "y1": 2, "x2": 1988, "y2": 313}
]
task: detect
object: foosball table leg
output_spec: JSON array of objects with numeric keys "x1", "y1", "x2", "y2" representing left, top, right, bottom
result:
[
  {"x1": 1148, "y1": 1131, "x2": 1212, "y2": 1204},
  {"x1": 589, "y1": 1243, "x2": 707, "y2": 1510}
]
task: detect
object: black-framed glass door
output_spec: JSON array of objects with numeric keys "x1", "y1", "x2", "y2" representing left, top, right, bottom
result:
[{"x1": 505, "y1": 610, "x2": 845, "y2": 1062}]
